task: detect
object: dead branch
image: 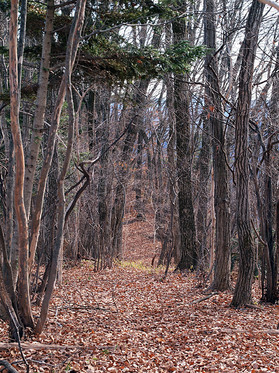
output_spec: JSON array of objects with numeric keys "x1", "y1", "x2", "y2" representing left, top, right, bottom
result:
[
  {"x1": 191, "y1": 292, "x2": 218, "y2": 304},
  {"x1": 0, "y1": 360, "x2": 19, "y2": 373},
  {"x1": 0, "y1": 342, "x2": 96, "y2": 351},
  {"x1": 214, "y1": 328, "x2": 279, "y2": 335}
]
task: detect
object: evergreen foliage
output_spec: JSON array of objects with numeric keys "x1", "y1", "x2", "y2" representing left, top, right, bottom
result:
[{"x1": 21, "y1": 0, "x2": 206, "y2": 84}]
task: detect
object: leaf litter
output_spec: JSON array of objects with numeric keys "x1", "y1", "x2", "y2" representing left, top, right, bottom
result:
[{"x1": 0, "y1": 216, "x2": 279, "y2": 372}]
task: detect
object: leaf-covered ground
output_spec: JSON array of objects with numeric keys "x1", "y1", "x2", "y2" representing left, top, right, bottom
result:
[{"x1": 1, "y1": 217, "x2": 279, "y2": 372}]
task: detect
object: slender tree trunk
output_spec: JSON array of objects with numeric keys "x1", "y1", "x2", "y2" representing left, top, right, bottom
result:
[
  {"x1": 166, "y1": 75, "x2": 180, "y2": 264},
  {"x1": 111, "y1": 119, "x2": 138, "y2": 259},
  {"x1": 87, "y1": 90, "x2": 96, "y2": 152},
  {"x1": 111, "y1": 80, "x2": 149, "y2": 259},
  {"x1": 17, "y1": 0, "x2": 27, "y2": 90},
  {"x1": 35, "y1": 0, "x2": 87, "y2": 334},
  {"x1": 24, "y1": 0, "x2": 55, "y2": 219},
  {"x1": 9, "y1": 0, "x2": 34, "y2": 328},
  {"x1": 262, "y1": 45, "x2": 279, "y2": 303},
  {"x1": 134, "y1": 130, "x2": 145, "y2": 220},
  {"x1": 270, "y1": 48, "x2": 279, "y2": 299},
  {"x1": 276, "y1": 194, "x2": 279, "y2": 294},
  {"x1": 96, "y1": 89, "x2": 111, "y2": 265},
  {"x1": 28, "y1": 0, "x2": 86, "y2": 271},
  {"x1": 165, "y1": 20, "x2": 180, "y2": 264},
  {"x1": 35, "y1": 145, "x2": 58, "y2": 306},
  {"x1": 5, "y1": 134, "x2": 15, "y2": 264},
  {"x1": 196, "y1": 114, "x2": 210, "y2": 271},
  {"x1": 0, "y1": 23, "x2": 16, "y2": 271},
  {"x1": 263, "y1": 153, "x2": 275, "y2": 302},
  {"x1": 231, "y1": 0, "x2": 265, "y2": 307}
]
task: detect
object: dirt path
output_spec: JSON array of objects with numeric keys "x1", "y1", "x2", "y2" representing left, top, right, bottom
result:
[{"x1": 1, "y1": 219, "x2": 279, "y2": 372}]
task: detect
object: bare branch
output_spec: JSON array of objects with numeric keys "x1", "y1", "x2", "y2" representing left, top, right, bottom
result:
[{"x1": 258, "y1": 0, "x2": 279, "y2": 12}]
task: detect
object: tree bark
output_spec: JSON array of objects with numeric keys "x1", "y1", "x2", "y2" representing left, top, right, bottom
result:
[
  {"x1": 24, "y1": 0, "x2": 55, "y2": 219},
  {"x1": 204, "y1": 0, "x2": 231, "y2": 291},
  {"x1": 166, "y1": 74, "x2": 180, "y2": 265},
  {"x1": 35, "y1": 0, "x2": 87, "y2": 334},
  {"x1": 262, "y1": 45, "x2": 279, "y2": 303},
  {"x1": 173, "y1": 7, "x2": 197, "y2": 271},
  {"x1": 231, "y1": 0, "x2": 265, "y2": 308},
  {"x1": 17, "y1": 0, "x2": 27, "y2": 90},
  {"x1": 96, "y1": 89, "x2": 112, "y2": 265},
  {"x1": 28, "y1": 0, "x2": 86, "y2": 271},
  {"x1": 9, "y1": 0, "x2": 34, "y2": 328}
]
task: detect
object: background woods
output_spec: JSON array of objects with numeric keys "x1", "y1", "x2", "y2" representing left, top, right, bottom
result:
[{"x1": 0, "y1": 0, "x2": 279, "y2": 350}]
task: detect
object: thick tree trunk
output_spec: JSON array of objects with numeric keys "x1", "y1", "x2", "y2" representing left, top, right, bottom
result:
[
  {"x1": 173, "y1": 10, "x2": 197, "y2": 271},
  {"x1": 231, "y1": 0, "x2": 265, "y2": 308},
  {"x1": 250, "y1": 45, "x2": 279, "y2": 303},
  {"x1": 0, "y1": 269, "x2": 23, "y2": 341},
  {"x1": 0, "y1": 224, "x2": 22, "y2": 339},
  {"x1": 204, "y1": 0, "x2": 231, "y2": 291}
]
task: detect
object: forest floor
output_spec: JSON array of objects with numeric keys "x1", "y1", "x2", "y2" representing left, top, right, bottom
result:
[{"x1": 1, "y1": 215, "x2": 279, "y2": 372}]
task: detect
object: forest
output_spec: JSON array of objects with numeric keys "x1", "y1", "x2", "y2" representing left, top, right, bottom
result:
[{"x1": 0, "y1": 0, "x2": 279, "y2": 371}]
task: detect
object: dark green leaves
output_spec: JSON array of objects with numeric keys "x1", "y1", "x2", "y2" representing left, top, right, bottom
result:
[{"x1": 81, "y1": 37, "x2": 206, "y2": 83}]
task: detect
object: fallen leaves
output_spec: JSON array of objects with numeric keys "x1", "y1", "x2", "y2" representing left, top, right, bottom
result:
[{"x1": 0, "y1": 216, "x2": 279, "y2": 372}]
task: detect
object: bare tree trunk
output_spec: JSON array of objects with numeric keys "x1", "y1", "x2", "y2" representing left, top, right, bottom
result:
[
  {"x1": 35, "y1": 145, "x2": 58, "y2": 306},
  {"x1": 111, "y1": 118, "x2": 138, "y2": 259},
  {"x1": 204, "y1": 0, "x2": 231, "y2": 291},
  {"x1": 262, "y1": 45, "x2": 279, "y2": 303},
  {"x1": 5, "y1": 134, "x2": 15, "y2": 265},
  {"x1": 24, "y1": 0, "x2": 55, "y2": 219},
  {"x1": 0, "y1": 7, "x2": 16, "y2": 285},
  {"x1": 231, "y1": 0, "x2": 265, "y2": 307},
  {"x1": 166, "y1": 75, "x2": 180, "y2": 264},
  {"x1": 17, "y1": 0, "x2": 27, "y2": 90},
  {"x1": 0, "y1": 224, "x2": 22, "y2": 339},
  {"x1": 0, "y1": 267, "x2": 23, "y2": 341},
  {"x1": 35, "y1": 0, "x2": 87, "y2": 334},
  {"x1": 173, "y1": 9, "x2": 197, "y2": 271},
  {"x1": 111, "y1": 80, "x2": 149, "y2": 259},
  {"x1": 134, "y1": 130, "x2": 145, "y2": 220},
  {"x1": 28, "y1": 0, "x2": 86, "y2": 271},
  {"x1": 9, "y1": 0, "x2": 34, "y2": 328},
  {"x1": 276, "y1": 192, "x2": 279, "y2": 295},
  {"x1": 196, "y1": 114, "x2": 210, "y2": 271},
  {"x1": 96, "y1": 89, "x2": 111, "y2": 265}
]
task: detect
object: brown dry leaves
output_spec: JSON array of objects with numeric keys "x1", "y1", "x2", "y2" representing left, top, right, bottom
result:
[
  {"x1": 1, "y1": 264, "x2": 279, "y2": 372},
  {"x1": 0, "y1": 217, "x2": 279, "y2": 372}
]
